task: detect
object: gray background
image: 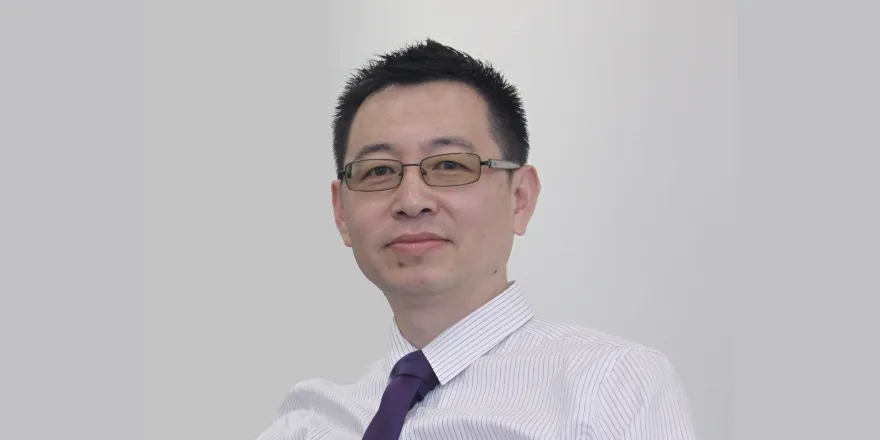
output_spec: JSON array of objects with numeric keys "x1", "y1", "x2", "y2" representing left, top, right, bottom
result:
[
  {"x1": 144, "y1": 1, "x2": 733, "y2": 439},
  {"x1": 3, "y1": 1, "x2": 878, "y2": 440}
]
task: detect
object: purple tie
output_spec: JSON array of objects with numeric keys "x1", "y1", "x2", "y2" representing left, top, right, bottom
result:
[{"x1": 362, "y1": 350, "x2": 439, "y2": 440}]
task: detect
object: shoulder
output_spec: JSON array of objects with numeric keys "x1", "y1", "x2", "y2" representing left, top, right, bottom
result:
[
  {"x1": 518, "y1": 318, "x2": 665, "y2": 356},
  {"x1": 275, "y1": 358, "x2": 386, "y2": 416},
  {"x1": 516, "y1": 320, "x2": 695, "y2": 437},
  {"x1": 586, "y1": 339, "x2": 696, "y2": 439},
  {"x1": 514, "y1": 318, "x2": 677, "y2": 386}
]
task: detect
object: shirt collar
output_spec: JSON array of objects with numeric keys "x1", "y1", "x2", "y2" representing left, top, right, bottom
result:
[{"x1": 386, "y1": 281, "x2": 533, "y2": 385}]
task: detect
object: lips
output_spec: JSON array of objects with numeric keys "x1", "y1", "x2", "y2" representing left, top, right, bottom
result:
[
  {"x1": 386, "y1": 232, "x2": 449, "y2": 255},
  {"x1": 387, "y1": 232, "x2": 447, "y2": 246}
]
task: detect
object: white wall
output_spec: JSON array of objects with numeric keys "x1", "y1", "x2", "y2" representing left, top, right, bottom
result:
[{"x1": 145, "y1": 1, "x2": 735, "y2": 439}]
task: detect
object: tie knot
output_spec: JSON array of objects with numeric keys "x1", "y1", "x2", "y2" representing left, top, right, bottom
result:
[
  {"x1": 362, "y1": 350, "x2": 440, "y2": 439},
  {"x1": 391, "y1": 350, "x2": 438, "y2": 387}
]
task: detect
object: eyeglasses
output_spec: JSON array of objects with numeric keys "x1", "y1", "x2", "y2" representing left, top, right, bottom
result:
[{"x1": 338, "y1": 152, "x2": 520, "y2": 192}]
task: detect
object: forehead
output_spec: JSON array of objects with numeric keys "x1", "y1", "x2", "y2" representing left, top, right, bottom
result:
[{"x1": 346, "y1": 81, "x2": 500, "y2": 162}]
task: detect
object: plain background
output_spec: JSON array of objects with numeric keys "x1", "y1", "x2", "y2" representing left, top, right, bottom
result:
[
  {"x1": 143, "y1": 1, "x2": 734, "y2": 439},
  {"x1": 3, "y1": 1, "x2": 879, "y2": 440}
]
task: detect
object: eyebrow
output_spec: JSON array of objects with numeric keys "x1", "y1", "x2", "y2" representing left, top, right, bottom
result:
[
  {"x1": 351, "y1": 136, "x2": 476, "y2": 162},
  {"x1": 425, "y1": 136, "x2": 476, "y2": 152},
  {"x1": 351, "y1": 143, "x2": 394, "y2": 161}
]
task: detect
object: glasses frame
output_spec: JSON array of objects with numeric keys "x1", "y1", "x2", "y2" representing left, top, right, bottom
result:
[{"x1": 337, "y1": 152, "x2": 521, "y2": 192}]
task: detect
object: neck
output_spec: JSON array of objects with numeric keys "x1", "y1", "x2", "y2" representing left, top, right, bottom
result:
[{"x1": 387, "y1": 274, "x2": 510, "y2": 349}]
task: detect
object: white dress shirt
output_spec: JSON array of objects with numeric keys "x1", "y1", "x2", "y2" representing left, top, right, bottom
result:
[{"x1": 256, "y1": 282, "x2": 697, "y2": 439}]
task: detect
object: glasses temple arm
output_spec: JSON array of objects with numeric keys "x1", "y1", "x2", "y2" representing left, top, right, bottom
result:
[{"x1": 483, "y1": 159, "x2": 521, "y2": 170}]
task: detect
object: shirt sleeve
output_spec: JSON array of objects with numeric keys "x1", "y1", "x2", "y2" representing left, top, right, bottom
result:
[
  {"x1": 252, "y1": 393, "x2": 312, "y2": 440},
  {"x1": 588, "y1": 349, "x2": 698, "y2": 440}
]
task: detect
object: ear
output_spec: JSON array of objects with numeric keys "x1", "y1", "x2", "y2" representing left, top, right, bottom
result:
[
  {"x1": 331, "y1": 180, "x2": 352, "y2": 247},
  {"x1": 511, "y1": 165, "x2": 541, "y2": 236}
]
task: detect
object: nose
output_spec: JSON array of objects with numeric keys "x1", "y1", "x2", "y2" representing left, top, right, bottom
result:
[{"x1": 390, "y1": 164, "x2": 437, "y2": 218}]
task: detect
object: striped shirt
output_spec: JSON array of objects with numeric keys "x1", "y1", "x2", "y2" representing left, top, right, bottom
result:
[{"x1": 255, "y1": 282, "x2": 697, "y2": 439}]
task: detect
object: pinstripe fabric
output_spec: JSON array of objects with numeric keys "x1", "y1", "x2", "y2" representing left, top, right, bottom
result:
[{"x1": 255, "y1": 282, "x2": 697, "y2": 440}]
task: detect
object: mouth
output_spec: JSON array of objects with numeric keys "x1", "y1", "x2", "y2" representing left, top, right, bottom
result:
[{"x1": 386, "y1": 233, "x2": 450, "y2": 256}]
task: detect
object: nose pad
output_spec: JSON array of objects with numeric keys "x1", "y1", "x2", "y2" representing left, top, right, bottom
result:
[{"x1": 397, "y1": 164, "x2": 428, "y2": 189}]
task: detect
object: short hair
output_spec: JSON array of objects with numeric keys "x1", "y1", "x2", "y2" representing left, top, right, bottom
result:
[{"x1": 332, "y1": 39, "x2": 529, "y2": 174}]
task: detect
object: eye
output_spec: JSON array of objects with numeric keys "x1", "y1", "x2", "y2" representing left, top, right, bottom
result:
[
  {"x1": 435, "y1": 160, "x2": 464, "y2": 170},
  {"x1": 363, "y1": 165, "x2": 396, "y2": 178}
]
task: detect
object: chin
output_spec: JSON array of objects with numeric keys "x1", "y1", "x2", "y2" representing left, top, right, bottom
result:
[{"x1": 379, "y1": 267, "x2": 456, "y2": 295}]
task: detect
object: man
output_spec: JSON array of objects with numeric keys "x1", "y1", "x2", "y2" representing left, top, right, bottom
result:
[{"x1": 256, "y1": 39, "x2": 697, "y2": 440}]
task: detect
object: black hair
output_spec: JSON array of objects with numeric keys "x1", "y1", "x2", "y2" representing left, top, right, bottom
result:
[{"x1": 332, "y1": 39, "x2": 529, "y2": 174}]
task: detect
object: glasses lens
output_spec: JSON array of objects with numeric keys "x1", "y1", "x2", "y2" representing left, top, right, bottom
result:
[
  {"x1": 347, "y1": 159, "x2": 403, "y2": 191},
  {"x1": 422, "y1": 153, "x2": 481, "y2": 187}
]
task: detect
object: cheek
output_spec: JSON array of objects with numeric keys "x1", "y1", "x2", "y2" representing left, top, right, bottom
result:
[
  {"x1": 345, "y1": 203, "x2": 382, "y2": 247},
  {"x1": 457, "y1": 192, "x2": 512, "y2": 242}
]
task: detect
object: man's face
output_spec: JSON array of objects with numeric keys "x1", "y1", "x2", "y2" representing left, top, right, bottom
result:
[{"x1": 331, "y1": 80, "x2": 538, "y2": 297}]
